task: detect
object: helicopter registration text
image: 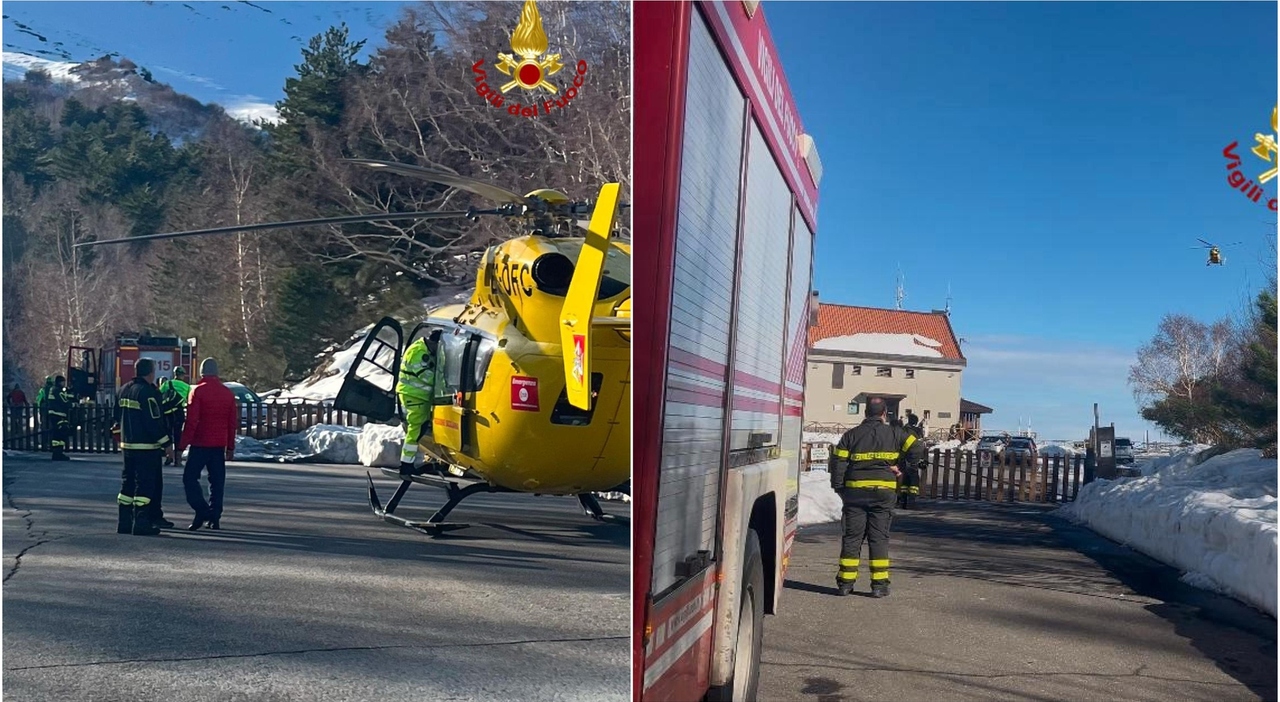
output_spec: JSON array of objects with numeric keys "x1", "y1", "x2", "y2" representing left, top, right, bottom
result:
[
  {"x1": 511, "y1": 377, "x2": 540, "y2": 412},
  {"x1": 488, "y1": 256, "x2": 535, "y2": 301}
]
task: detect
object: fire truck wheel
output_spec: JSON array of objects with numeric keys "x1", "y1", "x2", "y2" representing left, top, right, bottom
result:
[{"x1": 707, "y1": 529, "x2": 764, "y2": 702}]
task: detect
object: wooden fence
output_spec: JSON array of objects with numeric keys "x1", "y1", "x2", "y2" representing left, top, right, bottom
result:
[
  {"x1": 922, "y1": 449, "x2": 1085, "y2": 504},
  {"x1": 2, "y1": 402, "x2": 372, "y2": 453},
  {"x1": 801, "y1": 443, "x2": 1086, "y2": 504}
]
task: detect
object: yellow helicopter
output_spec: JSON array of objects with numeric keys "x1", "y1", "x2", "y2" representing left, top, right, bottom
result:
[
  {"x1": 76, "y1": 159, "x2": 631, "y2": 536},
  {"x1": 1194, "y1": 238, "x2": 1242, "y2": 266}
]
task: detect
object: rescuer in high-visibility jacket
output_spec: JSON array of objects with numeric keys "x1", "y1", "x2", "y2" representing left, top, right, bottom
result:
[
  {"x1": 159, "y1": 367, "x2": 191, "y2": 466},
  {"x1": 44, "y1": 376, "x2": 73, "y2": 462},
  {"x1": 898, "y1": 413, "x2": 926, "y2": 510},
  {"x1": 34, "y1": 376, "x2": 52, "y2": 450},
  {"x1": 829, "y1": 397, "x2": 925, "y2": 597},
  {"x1": 397, "y1": 331, "x2": 443, "y2": 478},
  {"x1": 113, "y1": 359, "x2": 174, "y2": 536}
]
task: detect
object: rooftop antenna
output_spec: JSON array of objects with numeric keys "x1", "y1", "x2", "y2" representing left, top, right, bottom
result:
[
  {"x1": 945, "y1": 282, "x2": 952, "y2": 316},
  {"x1": 895, "y1": 267, "x2": 905, "y2": 310}
]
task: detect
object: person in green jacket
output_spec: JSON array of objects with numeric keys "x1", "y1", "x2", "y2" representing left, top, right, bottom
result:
[
  {"x1": 34, "y1": 376, "x2": 52, "y2": 408},
  {"x1": 34, "y1": 376, "x2": 53, "y2": 450},
  {"x1": 159, "y1": 367, "x2": 192, "y2": 466},
  {"x1": 397, "y1": 331, "x2": 443, "y2": 478}
]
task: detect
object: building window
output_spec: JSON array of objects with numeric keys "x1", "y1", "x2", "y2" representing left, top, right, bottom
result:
[
  {"x1": 876, "y1": 366, "x2": 892, "y2": 378},
  {"x1": 851, "y1": 365, "x2": 862, "y2": 376},
  {"x1": 923, "y1": 410, "x2": 931, "y2": 420},
  {"x1": 905, "y1": 369, "x2": 915, "y2": 379},
  {"x1": 847, "y1": 401, "x2": 860, "y2": 415},
  {"x1": 938, "y1": 412, "x2": 952, "y2": 419},
  {"x1": 832, "y1": 363, "x2": 844, "y2": 389}
]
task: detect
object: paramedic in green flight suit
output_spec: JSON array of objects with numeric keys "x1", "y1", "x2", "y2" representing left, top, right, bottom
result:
[
  {"x1": 397, "y1": 330, "x2": 443, "y2": 478},
  {"x1": 35, "y1": 376, "x2": 52, "y2": 450}
]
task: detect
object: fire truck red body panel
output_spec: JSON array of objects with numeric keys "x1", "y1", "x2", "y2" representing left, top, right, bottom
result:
[{"x1": 635, "y1": 2, "x2": 820, "y2": 699}]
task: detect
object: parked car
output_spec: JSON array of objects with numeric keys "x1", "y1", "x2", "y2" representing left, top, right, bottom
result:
[
  {"x1": 1115, "y1": 437, "x2": 1135, "y2": 465},
  {"x1": 977, "y1": 435, "x2": 1008, "y2": 454},
  {"x1": 225, "y1": 382, "x2": 266, "y2": 429},
  {"x1": 1005, "y1": 437, "x2": 1039, "y2": 463}
]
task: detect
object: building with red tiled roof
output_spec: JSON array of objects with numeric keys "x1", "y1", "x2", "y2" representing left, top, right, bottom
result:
[{"x1": 805, "y1": 302, "x2": 989, "y2": 435}]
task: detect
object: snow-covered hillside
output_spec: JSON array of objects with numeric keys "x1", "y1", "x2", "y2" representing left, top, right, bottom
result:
[
  {"x1": 1057, "y1": 446, "x2": 1277, "y2": 616},
  {"x1": 281, "y1": 287, "x2": 471, "y2": 401}
]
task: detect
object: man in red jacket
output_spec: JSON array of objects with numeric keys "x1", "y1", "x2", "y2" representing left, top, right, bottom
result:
[{"x1": 178, "y1": 358, "x2": 238, "y2": 531}]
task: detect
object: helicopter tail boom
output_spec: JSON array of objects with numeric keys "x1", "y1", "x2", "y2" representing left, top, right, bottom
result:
[{"x1": 559, "y1": 182, "x2": 622, "y2": 411}]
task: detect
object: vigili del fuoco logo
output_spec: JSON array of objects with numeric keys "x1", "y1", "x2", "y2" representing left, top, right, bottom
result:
[
  {"x1": 1222, "y1": 105, "x2": 1278, "y2": 212},
  {"x1": 471, "y1": 0, "x2": 588, "y2": 118}
]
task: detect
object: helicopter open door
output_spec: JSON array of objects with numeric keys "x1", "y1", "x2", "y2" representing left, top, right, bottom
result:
[
  {"x1": 66, "y1": 346, "x2": 99, "y2": 401},
  {"x1": 559, "y1": 182, "x2": 622, "y2": 411},
  {"x1": 334, "y1": 317, "x2": 405, "y2": 422}
]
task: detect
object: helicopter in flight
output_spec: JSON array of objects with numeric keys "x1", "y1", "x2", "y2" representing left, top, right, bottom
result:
[
  {"x1": 77, "y1": 159, "x2": 631, "y2": 536},
  {"x1": 1193, "y1": 238, "x2": 1243, "y2": 266}
]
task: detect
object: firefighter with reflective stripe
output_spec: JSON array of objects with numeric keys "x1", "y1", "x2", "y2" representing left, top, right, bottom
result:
[
  {"x1": 113, "y1": 359, "x2": 174, "y2": 536},
  {"x1": 44, "y1": 376, "x2": 73, "y2": 462},
  {"x1": 159, "y1": 367, "x2": 191, "y2": 466},
  {"x1": 898, "y1": 413, "x2": 925, "y2": 510},
  {"x1": 397, "y1": 331, "x2": 443, "y2": 478},
  {"x1": 829, "y1": 396, "x2": 924, "y2": 597}
]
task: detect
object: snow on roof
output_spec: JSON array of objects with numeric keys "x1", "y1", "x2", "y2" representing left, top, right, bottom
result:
[
  {"x1": 809, "y1": 303, "x2": 964, "y2": 360},
  {"x1": 813, "y1": 332, "x2": 946, "y2": 358}
]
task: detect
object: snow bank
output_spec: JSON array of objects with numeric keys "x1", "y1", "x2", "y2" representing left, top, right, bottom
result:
[
  {"x1": 358, "y1": 423, "x2": 405, "y2": 467},
  {"x1": 799, "y1": 470, "x2": 844, "y2": 527},
  {"x1": 1057, "y1": 447, "x2": 1277, "y2": 616},
  {"x1": 1039, "y1": 444, "x2": 1077, "y2": 457},
  {"x1": 814, "y1": 333, "x2": 944, "y2": 358},
  {"x1": 235, "y1": 424, "x2": 361, "y2": 464},
  {"x1": 803, "y1": 432, "x2": 843, "y2": 445}
]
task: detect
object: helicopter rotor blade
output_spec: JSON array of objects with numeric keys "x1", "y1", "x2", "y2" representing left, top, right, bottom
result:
[
  {"x1": 1197, "y1": 238, "x2": 1215, "y2": 247},
  {"x1": 73, "y1": 210, "x2": 476, "y2": 248},
  {"x1": 342, "y1": 159, "x2": 527, "y2": 205}
]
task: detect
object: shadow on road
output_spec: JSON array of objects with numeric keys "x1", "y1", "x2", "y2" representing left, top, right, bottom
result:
[{"x1": 849, "y1": 500, "x2": 1277, "y2": 699}]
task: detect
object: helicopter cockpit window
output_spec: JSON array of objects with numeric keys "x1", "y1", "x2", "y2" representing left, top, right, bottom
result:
[
  {"x1": 407, "y1": 321, "x2": 497, "y2": 403},
  {"x1": 541, "y1": 240, "x2": 631, "y2": 300}
]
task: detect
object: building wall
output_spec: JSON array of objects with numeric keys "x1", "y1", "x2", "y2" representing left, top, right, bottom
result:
[{"x1": 804, "y1": 353, "x2": 963, "y2": 429}]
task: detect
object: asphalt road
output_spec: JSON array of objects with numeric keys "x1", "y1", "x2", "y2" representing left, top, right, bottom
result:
[
  {"x1": 762, "y1": 501, "x2": 1277, "y2": 702},
  {"x1": 3, "y1": 452, "x2": 629, "y2": 702}
]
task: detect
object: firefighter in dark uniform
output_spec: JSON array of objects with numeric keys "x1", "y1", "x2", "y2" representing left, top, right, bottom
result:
[
  {"x1": 45, "y1": 376, "x2": 73, "y2": 461},
  {"x1": 113, "y1": 359, "x2": 175, "y2": 536},
  {"x1": 830, "y1": 397, "x2": 924, "y2": 597},
  {"x1": 898, "y1": 413, "x2": 925, "y2": 509}
]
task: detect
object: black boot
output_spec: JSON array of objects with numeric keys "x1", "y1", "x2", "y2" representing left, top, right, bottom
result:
[
  {"x1": 837, "y1": 579, "x2": 858, "y2": 596},
  {"x1": 118, "y1": 504, "x2": 134, "y2": 535},
  {"x1": 187, "y1": 515, "x2": 205, "y2": 531},
  {"x1": 131, "y1": 509, "x2": 161, "y2": 536},
  {"x1": 871, "y1": 581, "x2": 891, "y2": 598},
  {"x1": 398, "y1": 461, "x2": 416, "y2": 479}
]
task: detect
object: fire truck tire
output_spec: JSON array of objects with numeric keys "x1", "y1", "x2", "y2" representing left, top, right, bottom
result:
[{"x1": 706, "y1": 528, "x2": 764, "y2": 702}]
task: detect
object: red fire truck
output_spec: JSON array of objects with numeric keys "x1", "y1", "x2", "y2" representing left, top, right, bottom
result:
[
  {"x1": 635, "y1": 2, "x2": 822, "y2": 700},
  {"x1": 67, "y1": 332, "x2": 198, "y2": 403}
]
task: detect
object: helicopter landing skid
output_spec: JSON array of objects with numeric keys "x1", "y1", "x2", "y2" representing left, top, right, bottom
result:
[
  {"x1": 366, "y1": 469, "x2": 511, "y2": 537},
  {"x1": 577, "y1": 493, "x2": 624, "y2": 524}
]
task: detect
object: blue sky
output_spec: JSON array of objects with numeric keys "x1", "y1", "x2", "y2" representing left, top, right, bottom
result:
[
  {"x1": 2, "y1": 1, "x2": 417, "y2": 120},
  {"x1": 766, "y1": 1, "x2": 1278, "y2": 441}
]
